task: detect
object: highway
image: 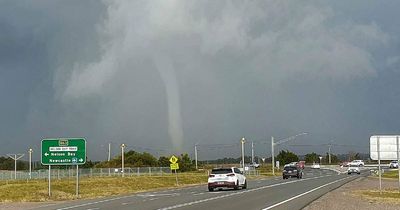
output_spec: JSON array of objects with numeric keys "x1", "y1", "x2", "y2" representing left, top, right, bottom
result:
[{"x1": 34, "y1": 168, "x2": 367, "y2": 210}]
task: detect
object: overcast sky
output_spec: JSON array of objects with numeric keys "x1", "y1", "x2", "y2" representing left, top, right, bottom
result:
[{"x1": 1, "y1": 0, "x2": 400, "y2": 161}]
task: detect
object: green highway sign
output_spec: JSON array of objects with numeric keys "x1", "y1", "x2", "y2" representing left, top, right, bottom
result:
[{"x1": 41, "y1": 138, "x2": 86, "y2": 165}]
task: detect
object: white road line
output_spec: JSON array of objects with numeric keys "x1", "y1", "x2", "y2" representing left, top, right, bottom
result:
[
  {"x1": 157, "y1": 174, "x2": 335, "y2": 210},
  {"x1": 193, "y1": 193, "x2": 204, "y2": 196},
  {"x1": 56, "y1": 194, "x2": 137, "y2": 210},
  {"x1": 262, "y1": 176, "x2": 351, "y2": 210},
  {"x1": 121, "y1": 201, "x2": 135, "y2": 205}
]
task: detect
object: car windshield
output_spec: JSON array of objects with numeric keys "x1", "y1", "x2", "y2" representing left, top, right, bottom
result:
[
  {"x1": 211, "y1": 168, "x2": 232, "y2": 174},
  {"x1": 349, "y1": 165, "x2": 358, "y2": 167}
]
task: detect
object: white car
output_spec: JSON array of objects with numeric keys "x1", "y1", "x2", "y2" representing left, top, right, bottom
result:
[
  {"x1": 350, "y1": 160, "x2": 364, "y2": 167},
  {"x1": 389, "y1": 160, "x2": 399, "y2": 168},
  {"x1": 311, "y1": 163, "x2": 320, "y2": 169},
  {"x1": 347, "y1": 164, "x2": 360, "y2": 174},
  {"x1": 208, "y1": 167, "x2": 247, "y2": 191}
]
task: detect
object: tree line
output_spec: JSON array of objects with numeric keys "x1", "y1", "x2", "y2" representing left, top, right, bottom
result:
[{"x1": 0, "y1": 150, "x2": 196, "y2": 172}]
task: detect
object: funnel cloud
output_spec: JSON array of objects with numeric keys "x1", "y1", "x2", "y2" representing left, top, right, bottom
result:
[{"x1": 0, "y1": 0, "x2": 399, "y2": 160}]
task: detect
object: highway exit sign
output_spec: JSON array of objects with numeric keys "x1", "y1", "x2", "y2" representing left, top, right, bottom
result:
[{"x1": 41, "y1": 138, "x2": 86, "y2": 165}]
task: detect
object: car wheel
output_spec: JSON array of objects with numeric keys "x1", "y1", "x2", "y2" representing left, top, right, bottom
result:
[
  {"x1": 357, "y1": 172, "x2": 360, "y2": 175},
  {"x1": 348, "y1": 173, "x2": 351, "y2": 175},
  {"x1": 234, "y1": 181, "x2": 239, "y2": 190},
  {"x1": 242, "y1": 180, "x2": 247, "y2": 189},
  {"x1": 208, "y1": 187, "x2": 214, "y2": 192}
]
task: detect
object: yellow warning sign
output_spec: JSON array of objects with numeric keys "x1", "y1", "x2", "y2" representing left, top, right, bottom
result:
[
  {"x1": 169, "y1": 155, "x2": 178, "y2": 164},
  {"x1": 170, "y1": 163, "x2": 179, "y2": 170}
]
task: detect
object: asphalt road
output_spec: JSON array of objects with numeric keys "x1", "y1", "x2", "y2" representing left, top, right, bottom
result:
[{"x1": 33, "y1": 168, "x2": 368, "y2": 210}]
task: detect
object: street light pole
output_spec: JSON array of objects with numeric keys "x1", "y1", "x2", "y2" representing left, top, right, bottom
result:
[
  {"x1": 328, "y1": 144, "x2": 332, "y2": 164},
  {"x1": 241, "y1": 137, "x2": 246, "y2": 171},
  {"x1": 121, "y1": 143, "x2": 125, "y2": 177},
  {"x1": 251, "y1": 141, "x2": 254, "y2": 164},
  {"x1": 271, "y1": 136, "x2": 275, "y2": 176},
  {"x1": 7, "y1": 154, "x2": 24, "y2": 179},
  {"x1": 194, "y1": 144, "x2": 198, "y2": 170},
  {"x1": 271, "y1": 132, "x2": 308, "y2": 176},
  {"x1": 29, "y1": 148, "x2": 33, "y2": 179}
]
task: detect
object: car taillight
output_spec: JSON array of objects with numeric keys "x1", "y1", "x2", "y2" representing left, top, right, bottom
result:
[
  {"x1": 227, "y1": 173, "x2": 235, "y2": 177},
  {"x1": 209, "y1": 174, "x2": 215, "y2": 178}
]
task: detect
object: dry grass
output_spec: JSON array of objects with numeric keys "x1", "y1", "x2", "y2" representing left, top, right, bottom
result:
[
  {"x1": 382, "y1": 170, "x2": 400, "y2": 179},
  {"x1": 353, "y1": 189, "x2": 400, "y2": 204},
  {"x1": 0, "y1": 173, "x2": 207, "y2": 202},
  {"x1": 0, "y1": 168, "x2": 275, "y2": 202}
]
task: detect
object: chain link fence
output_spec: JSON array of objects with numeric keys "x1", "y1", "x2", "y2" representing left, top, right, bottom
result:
[{"x1": 0, "y1": 167, "x2": 171, "y2": 180}]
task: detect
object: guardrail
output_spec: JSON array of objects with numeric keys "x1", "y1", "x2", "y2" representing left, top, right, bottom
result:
[{"x1": 0, "y1": 167, "x2": 171, "y2": 180}]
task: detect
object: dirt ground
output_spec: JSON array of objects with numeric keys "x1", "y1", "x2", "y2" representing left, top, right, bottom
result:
[{"x1": 303, "y1": 176, "x2": 400, "y2": 210}]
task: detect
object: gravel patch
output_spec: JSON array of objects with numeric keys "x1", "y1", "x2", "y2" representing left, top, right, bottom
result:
[{"x1": 303, "y1": 176, "x2": 400, "y2": 210}]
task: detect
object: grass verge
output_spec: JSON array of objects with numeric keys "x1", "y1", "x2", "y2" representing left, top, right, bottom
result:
[
  {"x1": 353, "y1": 189, "x2": 400, "y2": 204},
  {"x1": 0, "y1": 173, "x2": 207, "y2": 202}
]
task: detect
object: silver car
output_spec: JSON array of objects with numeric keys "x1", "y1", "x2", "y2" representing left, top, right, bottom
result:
[
  {"x1": 389, "y1": 160, "x2": 399, "y2": 168},
  {"x1": 347, "y1": 164, "x2": 360, "y2": 174}
]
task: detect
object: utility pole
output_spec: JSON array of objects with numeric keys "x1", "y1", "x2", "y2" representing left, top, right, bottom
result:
[
  {"x1": 194, "y1": 144, "x2": 198, "y2": 170},
  {"x1": 108, "y1": 143, "x2": 111, "y2": 162},
  {"x1": 328, "y1": 144, "x2": 332, "y2": 164},
  {"x1": 7, "y1": 154, "x2": 24, "y2": 179},
  {"x1": 271, "y1": 136, "x2": 275, "y2": 176},
  {"x1": 28, "y1": 148, "x2": 33, "y2": 179},
  {"x1": 121, "y1": 143, "x2": 126, "y2": 177},
  {"x1": 241, "y1": 137, "x2": 246, "y2": 171},
  {"x1": 251, "y1": 141, "x2": 254, "y2": 164},
  {"x1": 108, "y1": 143, "x2": 111, "y2": 176},
  {"x1": 271, "y1": 133, "x2": 308, "y2": 176}
]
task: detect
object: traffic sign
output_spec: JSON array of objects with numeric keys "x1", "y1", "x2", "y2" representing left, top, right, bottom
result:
[
  {"x1": 370, "y1": 135, "x2": 400, "y2": 160},
  {"x1": 170, "y1": 163, "x2": 179, "y2": 170},
  {"x1": 169, "y1": 155, "x2": 178, "y2": 164},
  {"x1": 41, "y1": 138, "x2": 86, "y2": 165}
]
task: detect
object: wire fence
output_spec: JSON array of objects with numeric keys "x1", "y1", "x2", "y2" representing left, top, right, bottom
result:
[{"x1": 0, "y1": 167, "x2": 172, "y2": 180}]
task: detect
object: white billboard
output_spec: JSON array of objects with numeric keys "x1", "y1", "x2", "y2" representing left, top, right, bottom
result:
[{"x1": 370, "y1": 135, "x2": 400, "y2": 160}]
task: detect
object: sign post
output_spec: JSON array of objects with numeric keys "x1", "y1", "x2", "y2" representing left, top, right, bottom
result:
[
  {"x1": 41, "y1": 138, "x2": 86, "y2": 198},
  {"x1": 169, "y1": 155, "x2": 179, "y2": 186},
  {"x1": 370, "y1": 135, "x2": 400, "y2": 194}
]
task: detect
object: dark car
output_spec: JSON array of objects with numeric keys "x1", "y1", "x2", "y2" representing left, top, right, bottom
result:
[{"x1": 282, "y1": 165, "x2": 302, "y2": 179}]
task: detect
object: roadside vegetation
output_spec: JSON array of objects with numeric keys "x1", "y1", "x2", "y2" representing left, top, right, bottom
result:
[{"x1": 0, "y1": 173, "x2": 208, "y2": 202}]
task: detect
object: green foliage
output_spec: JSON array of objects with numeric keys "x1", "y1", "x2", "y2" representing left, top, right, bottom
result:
[
  {"x1": 178, "y1": 153, "x2": 195, "y2": 172},
  {"x1": 94, "y1": 150, "x2": 195, "y2": 171},
  {"x1": 305, "y1": 152, "x2": 320, "y2": 163},
  {"x1": 276, "y1": 150, "x2": 299, "y2": 165},
  {"x1": 0, "y1": 157, "x2": 27, "y2": 170},
  {"x1": 158, "y1": 156, "x2": 170, "y2": 167},
  {"x1": 324, "y1": 152, "x2": 339, "y2": 164}
]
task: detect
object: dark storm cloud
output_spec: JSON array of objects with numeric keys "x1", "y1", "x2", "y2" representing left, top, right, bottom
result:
[{"x1": 1, "y1": 0, "x2": 399, "y2": 160}]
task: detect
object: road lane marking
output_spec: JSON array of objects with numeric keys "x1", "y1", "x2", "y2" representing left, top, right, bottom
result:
[
  {"x1": 262, "y1": 176, "x2": 352, "y2": 210},
  {"x1": 157, "y1": 174, "x2": 336, "y2": 210},
  {"x1": 137, "y1": 193, "x2": 179, "y2": 197},
  {"x1": 55, "y1": 173, "x2": 337, "y2": 210},
  {"x1": 56, "y1": 194, "x2": 137, "y2": 210}
]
